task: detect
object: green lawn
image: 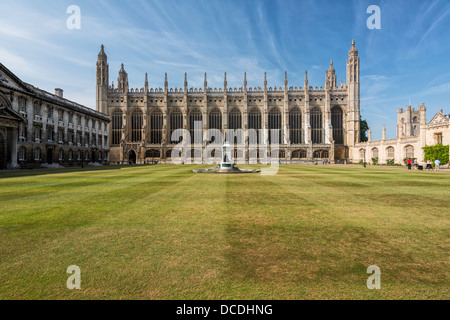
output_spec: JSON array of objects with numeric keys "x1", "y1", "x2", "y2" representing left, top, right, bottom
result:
[{"x1": 0, "y1": 165, "x2": 448, "y2": 299}]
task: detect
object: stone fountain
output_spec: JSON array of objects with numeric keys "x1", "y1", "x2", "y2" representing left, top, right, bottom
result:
[{"x1": 193, "y1": 143, "x2": 260, "y2": 174}]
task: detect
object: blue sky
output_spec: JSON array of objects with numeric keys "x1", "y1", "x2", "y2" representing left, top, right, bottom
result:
[{"x1": 1, "y1": 0, "x2": 449, "y2": 140}]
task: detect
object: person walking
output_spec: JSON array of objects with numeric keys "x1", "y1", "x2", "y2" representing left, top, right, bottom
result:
[
  {"x1": 407, "y1": 158, "x2": 412, "y2": 170},
  {"x1": 434, "y1": 158, "x2": 441, "y2": 171},
  {"x1": 426, "y1": 159, "x2": 433, "y2": 171}
]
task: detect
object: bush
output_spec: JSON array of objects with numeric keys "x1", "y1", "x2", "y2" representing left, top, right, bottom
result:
[
  {"x1": 423, "y1": 144, "x2": 449, "y2": 165},
  {"x1": 386, "y1": 159, "x2": 395, "y2": 166},
  {"x1": 371, "y1": 157, "x2": 379, "y2": 165}
]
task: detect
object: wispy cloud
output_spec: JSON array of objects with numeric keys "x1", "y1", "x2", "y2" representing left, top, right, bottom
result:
[{"x1": 0, "y1": 0, "x2": 448, "y2": 129}]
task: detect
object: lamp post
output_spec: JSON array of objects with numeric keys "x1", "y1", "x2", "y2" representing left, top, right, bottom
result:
[{"x1": 363, "y1": 149, "x2": 366, "y2": 168}]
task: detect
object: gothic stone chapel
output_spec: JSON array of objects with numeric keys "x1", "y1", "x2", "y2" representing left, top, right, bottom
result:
[{"x1": 96, "y1": 41, "x2": 361, "y2": 164}]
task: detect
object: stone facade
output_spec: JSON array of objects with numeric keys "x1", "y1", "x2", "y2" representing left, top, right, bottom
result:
[
  {"x1": 353, "y1": 104, "x2": 450, "y2": 165},
  {"x1": 0, "y1": 63, "x2": 110, "y2": 169},
  {"x1": 97, "y1": 41, "x2": 361, "y2": 164}
]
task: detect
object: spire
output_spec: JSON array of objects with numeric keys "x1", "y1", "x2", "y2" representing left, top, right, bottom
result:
[
  {"x1": 244, "y1": 72, "x2": 247, "y2": 91},
  {"x1": 284, "y1": 71, "x2": 288, "y2": 90},
  {"x1": 349, "y1": 39, "x2": 358, "y2": 56},
  {"x1": 118, "y1": 63, "x2": 128, "y2": 93},
  {"x1": 224, "y1": 72, "x2": 227, "y2": 92},
  {"x1": 145, "y1": 73, "x2": 148, "y2": 92},
  {"x1": 184, "y1": 72, "x2": 188, "y2": 92},
  {"x1": 264, "y1": 72, "x2": 267, "y2": 92},
  {"x1": 96, "y1": 44, "x2": 109, "y2": 113},
  {"x1": 382, "y1": 124, "x2": 386, "y2": 140},
  {"x1": 204, "y1": 72, "x2": 207, "y2": 91},
  {"x1": 97, "y1": 44, "x2": 107, "y2": 60},
  {"x1": 96, "y1": 44, "x2": 108, "y2": 87},
  {"x1": 347, "y1": 40, "x2": 359, "y2": 84},
  {"x1": 304, "y1": 70, "x2": 308, "y2": 89},
  {"x1": 119, "y1": 63, "x2": 125, "y2": 74},
  {"x1": 326, "y1": 60, "x2": 336, "y2": 90},
  {"x1": 164, "y1": 72, "x2": 168, "y2": 91}
]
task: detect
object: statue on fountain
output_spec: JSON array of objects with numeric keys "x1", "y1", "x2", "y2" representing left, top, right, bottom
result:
[{"x1": 193, "y1": 143, "x2": 260, "y2": 174}]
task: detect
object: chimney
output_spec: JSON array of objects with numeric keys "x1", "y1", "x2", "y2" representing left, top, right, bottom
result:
[{"x1": 55, "y1": 88, "x2": 63, "y2": 98}]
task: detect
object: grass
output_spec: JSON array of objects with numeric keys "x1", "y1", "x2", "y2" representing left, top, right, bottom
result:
[{"x1": 0, "y1": 164, "x2": 448, "y2": 299}]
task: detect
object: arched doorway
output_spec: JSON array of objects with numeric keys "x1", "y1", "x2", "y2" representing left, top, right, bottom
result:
[{"x1": 129, "y1": 150, "x2": 136, "y2": 164}]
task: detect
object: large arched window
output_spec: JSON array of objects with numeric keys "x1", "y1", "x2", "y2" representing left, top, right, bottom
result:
[
  {"x1": 149, "y1": 109, "x2": 163, "y2": 144},
  {"x1": 228, "y1": 108, "x2": 243, "y2": 146},
  {"x1": 292, "y1": 149, "x2": 307, "y2": 159},
  {"x1": 359, "y1": 149, "x2": 365, "y2": 160},
  {"x1": 310, "y1": 107, "x2": 323, "y2": 144},
  {"x1": 268, "y1": 108, "x2": 282, "y2": 144},
  {"x1": 131, "y1": 109, "x2": 143, "y2": 142},
  {"x1": 145, "y1": 149, "x2": 161, "y2": 158},
  {"x1": 372, "y1": 148, "x2": 379, "y2": 159},
  {"x1": 228, "y1": 108, "x2": 242, "y2": 130},
  {"x1": 331, "y1": 106, "x2": 344, "y2": 144},
  {"x1": 170, "y1": 108, "x2": 183, "y2": 143},
  {"x1": 209, "y1": 109, "x2": 222, "y2": 131},
  {"x1": 405, "y1": 145, "x2": 414, "y2": 158},
  {"x1": 386, "y1": 146, "x2": 395, "y2": 158},
  {"x1": 289, "y1": 107, "x2": 302, "y2": 144},
  {"x1": 111, "y1": 109, "x2": 123, "y2": 145},
  {"x1": 248, "y1": 108, "x2": 261, "y2": 144},
  {"x1": 314, "y1": 150, "x2": 329, "y2": 159},
  {"x1": 189, "y1": 109, "x2": 203, "y2": 144}
]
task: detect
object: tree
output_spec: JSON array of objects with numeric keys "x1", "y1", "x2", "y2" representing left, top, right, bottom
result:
[{"x1": 360, "y1": 115, "x2": 369, "y2": 142}]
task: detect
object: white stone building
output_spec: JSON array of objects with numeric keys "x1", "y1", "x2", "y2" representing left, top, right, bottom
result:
[
  {"x1": 353, "y1": 104, "x2": 450, "y2": 165},
  {"x1": 0, "y1": 63, "x2": 110, "y2": 169}
]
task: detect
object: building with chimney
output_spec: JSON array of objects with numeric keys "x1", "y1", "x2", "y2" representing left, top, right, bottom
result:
[{"x1": 0, "y1": 63, "x2": 110, "y2": 169}]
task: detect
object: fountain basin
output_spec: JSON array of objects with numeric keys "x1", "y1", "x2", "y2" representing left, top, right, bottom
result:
[
  {"x1": 193, "y1": 166, "x2": 260, "y2": 174},
  {"x1": 193, "y1": 143, "x2": 260, "y2": 173}
]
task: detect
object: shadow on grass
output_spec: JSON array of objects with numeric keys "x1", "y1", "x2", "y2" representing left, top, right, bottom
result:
[{"x1": 0, "y1": 164, "x2": 157, "y2": 179}]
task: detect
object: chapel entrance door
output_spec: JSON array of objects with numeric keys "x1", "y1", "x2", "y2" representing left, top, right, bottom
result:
[{"x1": 129, "y1": 150, "x2": 136, "y2": 164}]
